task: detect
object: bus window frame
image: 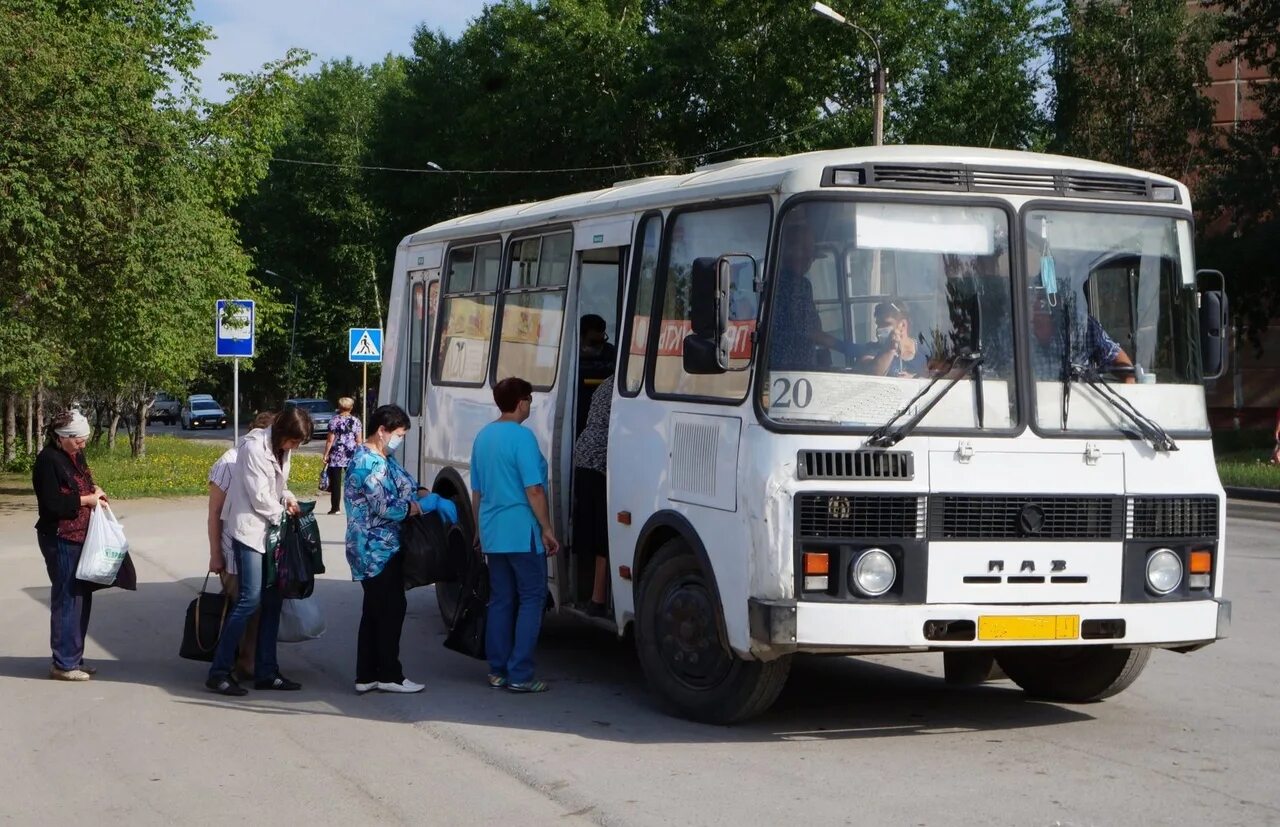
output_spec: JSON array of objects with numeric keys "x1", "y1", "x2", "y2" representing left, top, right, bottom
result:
[
  {"x1": 1016, "y1": 198, "x2": 1212, "y2": 443},
  {"x1": 431, "y1": 235, "x2": 503, "y2": 390},
  {"x1": 644, "y1": 196, "x2": 774, "y2": 406},
  {"x1": 618, "y1": 210, "x2": 665, "y2": 399},
  {"x1": 491, "y1": 226, "x2": 574, "y2": 391},
  {"x1": 752, "y1": 191, "x2": 1027, "y2": 438}
]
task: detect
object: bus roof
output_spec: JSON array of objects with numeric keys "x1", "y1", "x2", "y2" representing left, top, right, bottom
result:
[{"x1": 404, "y1": 145, "x2": 1188, "y2": 247}]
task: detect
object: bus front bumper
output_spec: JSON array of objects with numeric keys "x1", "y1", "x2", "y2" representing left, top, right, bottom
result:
[{"x1": 748, "y1": 597, "x2": 1230, "y2": 654}]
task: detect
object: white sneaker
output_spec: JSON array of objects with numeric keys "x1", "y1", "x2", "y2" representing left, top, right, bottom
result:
[
  {"x1": 354, "y1": 681, "x2": 379, "y2": 694},
  {"x1": 376, "y1": 678, "x2": 424, "y2": 694},
  {"x1": 50, "y1": 667, "x2": 91, "y2": 682}
]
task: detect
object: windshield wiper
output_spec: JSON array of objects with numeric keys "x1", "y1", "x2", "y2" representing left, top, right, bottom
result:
[
  {"x1": 1073, "y1": 367, "x2": 1178, "y2": 453},
  {"x1": 865, "y1": 351, "x2": 985, "y2": 448}
]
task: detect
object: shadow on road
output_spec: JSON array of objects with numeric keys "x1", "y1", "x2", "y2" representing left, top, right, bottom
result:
[{"x1": 15, "y1": 577, "x2": 1091, "y2": 744}]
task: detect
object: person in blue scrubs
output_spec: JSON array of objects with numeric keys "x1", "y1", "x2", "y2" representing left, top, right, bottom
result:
[{"x1": 470, "y1": 377, "x2": 560, "y2": 693}]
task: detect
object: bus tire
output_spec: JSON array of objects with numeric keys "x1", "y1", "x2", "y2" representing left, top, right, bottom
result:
[
  {"x1": 996, "y1": 645, "x2": 1151, "y2": 702},
  {"x1": 635, "y1": 539, "x2": 791, "y2": 724},
  {"x1": 434, "y1": 493, "x2": 474, "y2": 629}
]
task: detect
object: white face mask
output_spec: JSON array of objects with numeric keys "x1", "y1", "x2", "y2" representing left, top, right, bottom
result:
[{"x1": 385, "y1": 433, "x2": 404, "y2": 453}]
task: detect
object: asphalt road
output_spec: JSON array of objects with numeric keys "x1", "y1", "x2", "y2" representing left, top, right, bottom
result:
[{"x1": 1, "y1": 498, "x2": 1276, "y2": 826}]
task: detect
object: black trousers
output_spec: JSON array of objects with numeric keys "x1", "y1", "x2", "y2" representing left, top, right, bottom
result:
[
  {"x1": 356, "y1": 551, "x2": 406, "y2": 684},
  {"x1": 328, "y1": 465, "x2": 345, "y2": 513}
]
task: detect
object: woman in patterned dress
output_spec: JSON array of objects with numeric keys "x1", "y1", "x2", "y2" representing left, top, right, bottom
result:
[
  {"x1": 322, "y1": 396, "x2": 362, "y2": 515},
  {"x1": 344, "y1": 404, "x2": 426, "y2": 694}
]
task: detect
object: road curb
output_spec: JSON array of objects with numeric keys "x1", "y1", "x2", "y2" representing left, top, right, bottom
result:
[{"x1": 1225, "y1": 486, "x2": 1280, "y2": 504}]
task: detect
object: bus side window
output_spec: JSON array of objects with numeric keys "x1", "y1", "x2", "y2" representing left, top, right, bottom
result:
[
  {"x1": 621, "y1": 214, "x2": 662, "y2": 396},
  {"x1": 434, "y1": 241, "x2": 500, "y2": 386},
  {"x1": 494, "y1": 230, "x2": 571, "y2": 390},
  {"x1": 653, "y1": 202, "x2": 770, "y2": 400},
  {"x1": 407, "y1": 282, "x2": 425, "y2": 415}
]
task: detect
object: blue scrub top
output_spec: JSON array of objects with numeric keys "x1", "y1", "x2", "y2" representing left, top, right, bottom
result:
[{"x1": 470, "y1": 420, "x2": 549, "y2": 554}]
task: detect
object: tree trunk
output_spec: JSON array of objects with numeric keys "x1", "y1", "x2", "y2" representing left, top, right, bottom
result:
[
  {"x1": 25, "y1": 392, "x2": 33, "y2": 454},
  {"x1": 2, "y1": 392, "x2": 16, "y2": 465},
  {"x1": 35, "y1": 381, "x2": 45, "y2": 448},
  {"x1": 91, "y1": 400, "x2": 107, "y2": 445},
  {"x1": 130, "y1": 400, "x2": 149, "y2": 458}
]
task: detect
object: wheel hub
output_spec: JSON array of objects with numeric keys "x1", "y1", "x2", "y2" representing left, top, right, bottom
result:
[{"x1": 656, "y1": 576, "x2": 733, "y2": 689}]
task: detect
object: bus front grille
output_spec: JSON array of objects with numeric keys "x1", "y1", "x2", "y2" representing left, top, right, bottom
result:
[
  {"x1": 796, "y1": 494, "x2": 925, "y2": 539},
  {"x1": 1128, "y1": 496, "x2": 1219, "y2": 539},
  {"x1": 928, "y1": 495, "x2": 1123, "y2": 541}
]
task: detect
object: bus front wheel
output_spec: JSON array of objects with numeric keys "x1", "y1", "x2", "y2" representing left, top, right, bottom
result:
[
  {"x1": 635, "y1": 539, "x2": 791, "y2": 724},
  {"x1": 996, "y1": 645, "x2": 1151, "y2": 702}
]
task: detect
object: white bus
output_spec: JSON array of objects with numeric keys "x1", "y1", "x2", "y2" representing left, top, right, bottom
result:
[{"x1": 381, "y1": 146, "x2": 1230, "y2": 723}]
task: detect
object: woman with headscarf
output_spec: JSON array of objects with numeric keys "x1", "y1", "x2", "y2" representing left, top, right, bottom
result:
[{"x1": 32, "y1": 411, "x2": 136, "y2": 681}]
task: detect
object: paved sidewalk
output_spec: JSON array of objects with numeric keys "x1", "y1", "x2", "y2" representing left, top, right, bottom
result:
[{"x1": 0, "y1": 497, "x2": 591, "y2": 825}]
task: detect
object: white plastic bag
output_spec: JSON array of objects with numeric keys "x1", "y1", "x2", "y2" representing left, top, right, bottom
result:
[
  {"x1": 76, "y1": 503, "x2": 129, "y2": 585},
  {"x1": 278, "y1": 596, "x2": 326, "y2": 642}
]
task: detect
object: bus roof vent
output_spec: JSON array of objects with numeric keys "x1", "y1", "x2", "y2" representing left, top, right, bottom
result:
[
  {"x1": 867, "y1": 164, "x2": 967, "y2": 190},
  {"x1": 797, "y1": 450, "x2": 914, "y2": 481},
  {"x1": 827, "y1": 163, "x2": 1172, "y2": 202},
  {"x1": 1064, "y1": 173, "x2": 1151, "y2": 200}
]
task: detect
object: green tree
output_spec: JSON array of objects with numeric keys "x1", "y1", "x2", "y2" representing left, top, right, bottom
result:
[
  {"x1": 1049, "y1": 0, "x2": 1217, "y2": 178},
  {"x1": 0, "y1": 0, "x2": 305, "y2": 457}
]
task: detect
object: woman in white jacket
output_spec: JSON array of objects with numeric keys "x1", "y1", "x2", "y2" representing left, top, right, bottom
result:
[{"x1": 206, "y1": 407, "x2": 312, "y2": 696}]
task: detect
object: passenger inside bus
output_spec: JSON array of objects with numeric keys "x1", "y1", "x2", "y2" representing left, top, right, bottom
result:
[
  {"x1": 770, "y1": 221, "x2": 864, "y2": 370},
  {"x1": 857, "y1": 300, "x2": 931, "y2": 377},
  {"x1": 576, "y1": 314, "x2": 616, "y2": 436},
  {"x1": 571, "y1": 374, "x2": 613, "y2": 618},
  {"x1": 1028, "y1": 287, "x2": 1135, "y2": 382}
]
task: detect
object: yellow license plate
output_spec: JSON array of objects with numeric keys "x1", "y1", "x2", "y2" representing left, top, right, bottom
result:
[{"x1": 977, "y1": 615, "x2": 1080, "y2": 641}]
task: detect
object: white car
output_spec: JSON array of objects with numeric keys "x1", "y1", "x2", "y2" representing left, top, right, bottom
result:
[{"x1": 181, "y1": 398, "x2": 228, "y2": 430}]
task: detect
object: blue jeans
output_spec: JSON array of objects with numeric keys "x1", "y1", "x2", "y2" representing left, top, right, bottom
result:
[
  {"x1": 37, "y1": 533, "x2": 92, "y2": 671},
  {"x1": 485, "y1": 551, "x2": 546, "y2": 684},
  {"x1": 208, "y1": 540, "x2": 283, "y2": 682}
]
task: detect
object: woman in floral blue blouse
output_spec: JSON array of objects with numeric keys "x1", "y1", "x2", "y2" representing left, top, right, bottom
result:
[
  {"x1": 344, "y1": 404, "x2": 426, "y2": 694},
  {"x1": 322, "y1": 396, "x2": 362, "y2": 515}
]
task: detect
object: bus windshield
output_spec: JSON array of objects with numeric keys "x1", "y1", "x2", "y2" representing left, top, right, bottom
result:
[
  {"x1": 1025, "y1": 209, "x2": 1207, "y2": 434},
  {"x1": 761, "y1": 200, "x2": 1016, "y2": 431}
]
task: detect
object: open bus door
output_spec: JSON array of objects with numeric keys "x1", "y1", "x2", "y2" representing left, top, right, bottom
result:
[{"x1": 404, "y1": 268, "x2": 440, "y2": 483}]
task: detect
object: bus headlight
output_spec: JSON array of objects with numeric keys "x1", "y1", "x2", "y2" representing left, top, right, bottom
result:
[
  {"x1": 1145, "y1": 548, "x2": 1182, "y2": 595},
  {"x1": 851, "y1": 548, "x2": 896, "y2": 597}
]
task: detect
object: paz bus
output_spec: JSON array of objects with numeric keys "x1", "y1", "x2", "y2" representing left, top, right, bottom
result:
[{"x1": 381, "y1": 146, "x2": 1230, "y2": 723}]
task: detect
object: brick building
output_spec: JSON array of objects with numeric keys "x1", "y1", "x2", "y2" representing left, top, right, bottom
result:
[{"x1": 1193, "y1": 0, "x2": 1277, "y2": 429}]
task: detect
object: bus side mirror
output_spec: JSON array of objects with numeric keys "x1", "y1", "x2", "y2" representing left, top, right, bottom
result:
[
  {"x1": 1196, "y1": 269, "x2": 1228, "y2": 381},
  {"x1": 684, "y1": 257, "x2": 726, "y2": 374},
  {"x1": 684, "y1": 254, "x2": 757, "y2": 375}
]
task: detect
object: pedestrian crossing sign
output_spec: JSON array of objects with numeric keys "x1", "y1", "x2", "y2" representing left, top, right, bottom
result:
[{"x1": 348, "y1": 328, "x2": 383, "y2": 363}]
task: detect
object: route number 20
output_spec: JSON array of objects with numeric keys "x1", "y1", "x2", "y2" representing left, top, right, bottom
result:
[{"x1": 771, "y1": 377, "x2": 813, "y2": 409}]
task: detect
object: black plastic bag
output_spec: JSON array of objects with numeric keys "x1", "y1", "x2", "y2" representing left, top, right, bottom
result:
[
  {"x1": 444, "y1": 538, "x2": 488, "y2": 660},
  {"x1": 179, "y1": 574, "x2": 229, "y2": 662},
  {"x1": 277, "y1": 516, "x2": 316, "y2": 599},
  {"x1": 401, "y1": 511, "x2": 453, "y2": 590}
]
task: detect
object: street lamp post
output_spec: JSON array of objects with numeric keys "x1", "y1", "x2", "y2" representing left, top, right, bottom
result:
[
  {"x1": 811, "y1": 1, "x2": 885, "y2": 146},
  {"x1": 426, "y1": 161, "x2": 463, "y2": 214}
]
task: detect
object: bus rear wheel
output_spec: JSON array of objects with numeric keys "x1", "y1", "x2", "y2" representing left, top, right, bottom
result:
[
  {"x1": 635, "y1": 540, "x2": 791, "y2": 724},
  {"x1": 995, "y1": 645, "x2": 1151, "y2": 702}
]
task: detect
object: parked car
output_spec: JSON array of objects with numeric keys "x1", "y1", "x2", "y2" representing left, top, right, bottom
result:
[
  {"x1": 181, "y1": 397, "x2": 228, "y2": 430},
  {"x1": 286, "y1": 398, "x2": 336, "y2": 434},
  {"x1": 147, "y1": 392, "x2": 181, "y2": 425}
]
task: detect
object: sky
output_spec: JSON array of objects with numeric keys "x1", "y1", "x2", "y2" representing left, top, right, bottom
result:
[{"x1": 191, "y1": 0, "x2": 490, "y2": 101}]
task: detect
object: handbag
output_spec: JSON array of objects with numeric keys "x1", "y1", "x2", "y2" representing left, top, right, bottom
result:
[
  {"x1": 443, "y1": 535, "x2": 489, "y2": 660},
  {"x1": 77, "y1": 503, "x2": 129, "y2": 585},
  {"x1": 318, "y1": 465, "x2": 330, "y2": 493},
  {"x1": 401, "y1": 511, "x2": 453, "y2": 590},
  {"x1": 179, "y1": 573, "x2": 230, "y2": 662}
]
